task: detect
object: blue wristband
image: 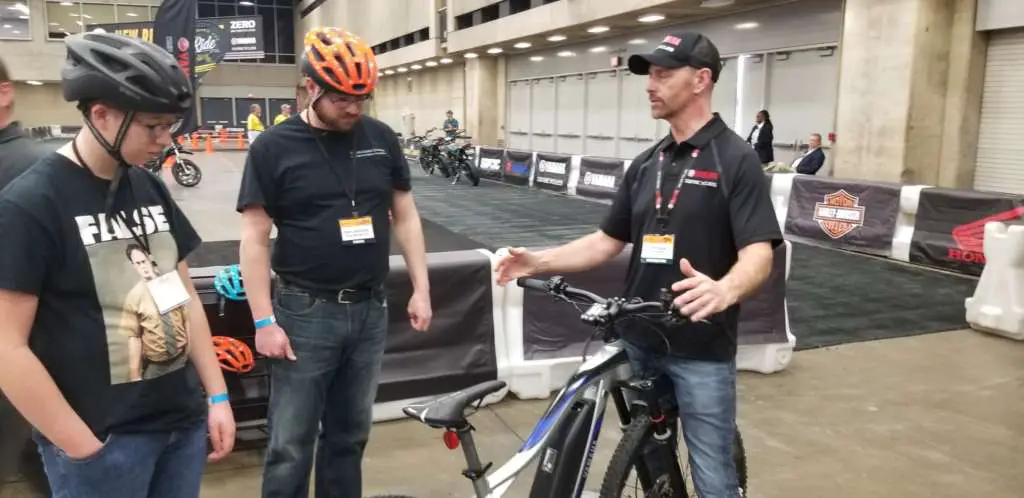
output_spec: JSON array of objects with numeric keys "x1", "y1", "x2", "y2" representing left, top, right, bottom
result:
[
  {"x1": 254, "y1": 315, "x2": 276, "y2": 329},
  {"x1": 209, "y1": 392, "x2": 229, "y2": 405}
]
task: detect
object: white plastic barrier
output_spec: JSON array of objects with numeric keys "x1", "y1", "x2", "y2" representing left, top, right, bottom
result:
[
  {"x1": 890, "y1": 185, "x2": 929, "y2": 262},
  {"x1": 769, "y1": 173, "x2": 795, "y2": 234},
  {"x1": 965, "y1": 222, "x2": 1024, "y2": 341}
]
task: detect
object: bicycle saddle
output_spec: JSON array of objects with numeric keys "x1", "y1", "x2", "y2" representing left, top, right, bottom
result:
[{"x1": 402, "y1": 380, "x2": 507, "y2": 429}]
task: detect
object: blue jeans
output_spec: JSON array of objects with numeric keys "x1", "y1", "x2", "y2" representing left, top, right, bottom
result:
[
  {"x1": 625, "y1": 344, "x2": 741, "y2": 498},
  {"x1": 32, "y1": 421, "x2": 207, "y2": 498},
  {"x1": 261, "y1": 285, "x2": 389, "y2": 498}
]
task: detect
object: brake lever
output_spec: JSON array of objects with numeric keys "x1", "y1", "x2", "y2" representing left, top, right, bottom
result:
[{"x1": 658, "y1": 288, "x2": 711, "y2": 325}]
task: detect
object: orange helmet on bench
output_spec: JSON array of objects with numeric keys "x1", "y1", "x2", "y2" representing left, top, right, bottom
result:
[{"x1": 212, "y1": 336, "x2": 255, "y2": 374}]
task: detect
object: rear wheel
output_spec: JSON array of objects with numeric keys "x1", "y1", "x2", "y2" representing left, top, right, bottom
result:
[
  {"x1": 599, "y1": 414, "x2": 748, "y2": 498},
  {"x1": 462, "y1": 160, "x2": 480, "y2": 186}
]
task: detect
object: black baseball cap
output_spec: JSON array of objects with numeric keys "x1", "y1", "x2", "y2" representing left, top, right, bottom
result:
[{"x1": 627, "y1": 31, "x2": 722, "y2": 83}]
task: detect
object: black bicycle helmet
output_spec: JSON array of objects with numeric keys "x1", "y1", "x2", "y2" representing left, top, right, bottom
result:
[{"x1": 61, "y1": 31, "x2": 192, "y2": 115}]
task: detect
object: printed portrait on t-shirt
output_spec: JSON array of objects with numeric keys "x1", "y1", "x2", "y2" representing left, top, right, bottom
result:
[{"x1": 74, "y1": 204, "x2": 191, "y2": 385}]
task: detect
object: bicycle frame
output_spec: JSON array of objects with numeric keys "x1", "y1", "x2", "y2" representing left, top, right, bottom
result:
[{"x1": 453, "y1": 339, "x2": 639, "y2": 498}]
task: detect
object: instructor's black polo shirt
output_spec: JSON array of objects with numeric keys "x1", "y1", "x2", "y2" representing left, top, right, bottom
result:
[{"x1": 600, "y1": 113, "x2": 782, "y2": 362}]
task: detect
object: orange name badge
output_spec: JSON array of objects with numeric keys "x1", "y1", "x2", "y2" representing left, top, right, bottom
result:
[
  {"x1": 640, "y1": 234, "x2": 675, "y2": 264},
  {"x1": 339, "y1": 216, "x2": 376, "y2": 245}
]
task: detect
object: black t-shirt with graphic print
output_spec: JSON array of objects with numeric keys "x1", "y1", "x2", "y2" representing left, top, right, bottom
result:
[
  {"x1": 235, "y1": 114, "x2": 412, "y2": 292},
  {"x1": 600, "y1": 113, "x2": 783, "y2": 362},
  {"x1": 0, "y1": 152, "x2": 206, "y2": 439}
]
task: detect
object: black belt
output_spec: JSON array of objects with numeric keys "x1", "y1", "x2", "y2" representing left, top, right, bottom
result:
[{"x1": 276, "y1": 277, "x2": 380, "y2": 304}]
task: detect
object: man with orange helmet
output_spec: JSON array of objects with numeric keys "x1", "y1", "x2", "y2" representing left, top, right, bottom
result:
[{"x1": 236, "y1": 27, "x2": 432, "y2": 498}]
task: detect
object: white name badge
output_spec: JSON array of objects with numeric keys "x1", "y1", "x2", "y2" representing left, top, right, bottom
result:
[
  {"x1": 641, "y1": 234, "x2": 675, "y2": 265},
  {"x1": 339, "y1": 216, "x2": 376, "y2": 245},
  {"x1": 147, "y1": 272, "x2": 191, "y2": 315}
]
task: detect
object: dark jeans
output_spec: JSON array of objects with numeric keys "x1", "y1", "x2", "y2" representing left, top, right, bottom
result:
[
  {"x1": 626, "y1": 343, "x2": 741, "y2": 498},
  {"x1": 32, "y1": 421, "x2": 207, "y2": 498},
  {"x1": 261, "y1": 285, "x2": 389, "y2": 498}
]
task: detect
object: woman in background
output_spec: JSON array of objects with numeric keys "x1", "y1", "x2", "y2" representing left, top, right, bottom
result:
[{"x1": 746, "y1": 109, "x2": 774, "y2": 164}]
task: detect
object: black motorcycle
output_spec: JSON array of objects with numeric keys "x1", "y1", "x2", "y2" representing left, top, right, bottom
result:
[
  {"x1": 408, "y1": 127, "x2": 443, "y2": 176},
  {"x1": 438, "y1": 129, "x2": 480, "y2": 186},
  {"x1": 143, "y1": 142, "x2": 202, "y2": 187}
]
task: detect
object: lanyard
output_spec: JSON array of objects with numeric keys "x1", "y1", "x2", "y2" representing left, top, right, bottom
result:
[
  {"x1": 654, "y1": 147, "x2": 701, "y2": 226},
  {"x1": 72, "y1": 139, "x2": 151, "y2": 254},
  {"x1": 305, "y1": 108, "x2": 360, "y2": 217}
]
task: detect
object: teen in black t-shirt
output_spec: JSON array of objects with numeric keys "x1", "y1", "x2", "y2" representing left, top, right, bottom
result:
[
  {"x1": 495, "y1": 32, "x2": 782, "y2": 498},
  {"x1": 0, "y1": 32, "x2": 234, "y2": 498},
  {"x1": 236, "y1": 27, "x2": 431, "y2": 498}
]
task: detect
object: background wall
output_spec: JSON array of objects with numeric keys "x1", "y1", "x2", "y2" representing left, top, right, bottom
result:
[
  {"x1": 373, "y1": 62, "x2": 468, "y2": 137},
  {"x1": 976, "y1": 0, "x2": 1024, "y2": 31}
]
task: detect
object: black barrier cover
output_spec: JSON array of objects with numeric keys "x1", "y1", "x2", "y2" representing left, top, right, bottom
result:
[
  {"x1": 534, "y1": 152, "x2": 571, "y2": 193},
  {"x1": 477, "y1": 147, "x2": 504, "y2": 180},
  {"x1": 502, "y1": 149, "x2": 533, "y2": 187},
  {"x1": 378, "y1": 251, "x2": 497, "y2": 402},
  {"x1": 576, "y1": 156, "x2": 624, "y2": 200},
  {"x1": 909, "y1": 188, "x2": 1024, "y2": 276},
  {"x1": 784, "y1": 176, "x2": 900, "y2": 254},
  {"x1": 737, "y1": 242, "x2": 790, "y2": 346}
]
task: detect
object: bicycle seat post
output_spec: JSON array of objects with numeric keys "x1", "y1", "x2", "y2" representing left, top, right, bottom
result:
[{"x1": 452, "y1": 427, "x2": 492, "y2": 496}]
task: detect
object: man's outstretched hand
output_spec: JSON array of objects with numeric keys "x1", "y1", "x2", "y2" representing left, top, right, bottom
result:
[
  {"x1": 495, "y1": 247, "x2": 542, "y2": 286},
  {"x1": 670, "y1": 258, "x2": 734, "y2": 322}
]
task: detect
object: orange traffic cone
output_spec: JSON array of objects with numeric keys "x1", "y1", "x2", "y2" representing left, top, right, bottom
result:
[
  {"x1": 191, "y1": 134, "x2": 198, "y2": 148},
  {"x1": 238, "y1": 133, "x2": 244, "y2": 149},
  {"x1": 205, "y1": 135, "x2": 213, "y2": 154}
]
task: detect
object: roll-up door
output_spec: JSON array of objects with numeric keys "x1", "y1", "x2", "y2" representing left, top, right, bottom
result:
[{"x1": 975, "y1": 28, "x2": 1024, "y2": 195}]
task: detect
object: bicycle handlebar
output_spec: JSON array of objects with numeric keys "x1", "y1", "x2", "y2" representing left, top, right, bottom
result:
[{"x1": 516, "y1": 276, "x2": 679, "y2": 327}]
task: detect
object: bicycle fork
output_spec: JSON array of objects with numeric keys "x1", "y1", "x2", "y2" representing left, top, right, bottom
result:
[{"x1": 614, "y1": 377, "x2": 688, "y2": 497}]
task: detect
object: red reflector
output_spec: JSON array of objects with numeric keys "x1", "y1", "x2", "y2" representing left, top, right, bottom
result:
[{"x1": 443, "y1": 430, "x2": 460, "y2": 450}]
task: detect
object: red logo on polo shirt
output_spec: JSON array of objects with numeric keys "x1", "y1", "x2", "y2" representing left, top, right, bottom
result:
[{"x1": 683, "y1": 168, "x2": 719, "y2": 188}]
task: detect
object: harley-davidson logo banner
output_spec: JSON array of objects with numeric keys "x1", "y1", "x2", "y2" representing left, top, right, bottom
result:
[
  {"x1": 909, "y1": 187, "x2": 1024, "y2": 276},
  {"x1": 784, "y1": 176, "x2": 901, "y2": 254}
]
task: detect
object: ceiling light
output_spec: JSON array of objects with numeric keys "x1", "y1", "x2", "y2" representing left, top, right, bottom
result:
[
  {"x1": 734, "y1": 22, "x2": 759, "y2": 29},
  {"x1": 126, "y1": 12, "x2": 138, "y2": 17},
  {"x1": 12, "y1": 30, "x2": 20, "y2": 34},
  {"x1": 397, "y1": 67, "x2": 408, "y2": 73},
  {"x1": 25, "y1": 80, "x2": 42, "y2": 86},
  {"x1": 587, "y1": 25, "x2": 610, "y2": 34},
  {"x1": 384, "y1": 69, "x2": 395, "y2": 75},
  {"x1": 513, "y1": 42, "x2": 532, "y2": 49},
  {"x1": 2, "y1": 24, "x2": 9, "y2": 28},
  {"x1": 529, "y1": 56, "x2": 544, "y2": 62},
  {"x1": 239, "y1": 1, "x2": 255, "y2": 5},
  {"x1": 60, "y1": 1, "x2": 72, "y2": 5},
  {"x1": 486, "y1": 47, "x2": 503, "y2": 54},
  {"x1": 547, "y1": 34, "x2": 566, "y2": 42},
  {"x1": 17, "y1": 15, "x2": 27, "y2": 19},
  {"x1": 439, "y1": 57, "x2": 453, "y2": 64},
  {"x1": 628, "y1": 38, "x2": 646, "y2": 44},
  {"x1": 557, "y1": 50, "x2": 575, "y2": 57},
  {"x1": 701, "y1": 0, "x2": 736, "y2": 7},
  {"x1": 464, "y1": 52, "x2": 478, "y2": 58},
  {"x1": 9, "y1": 3, "x2": 28, "y2": 14},
  {"x1": 49, "y1": 22, "x2": 58, "y2": 26},
  {"x1": 589, "y1": 46, "x2": 607, "y2": 53},
  {"x1": 425, "y1": 61, "x2": 438, "y2": 67},
  {"x1": 411, "y1": 64, "x2": 423, "y2": 70},
  {"x1": 637, "y1": 14, "x2": 665, "y2": 23}
]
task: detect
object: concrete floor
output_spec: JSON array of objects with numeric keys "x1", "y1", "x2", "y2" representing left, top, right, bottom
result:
[{"x1": 3, "y1": 151, "x2": 1023, "y2": 497}]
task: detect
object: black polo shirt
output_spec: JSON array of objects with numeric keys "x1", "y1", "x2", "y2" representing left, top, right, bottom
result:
[
  {"x1": 600, "y1": 113, "x2": 782, "y2": 362},
  {"x1": 236, "y1": 114, "x2": 411, "y2": 292}
]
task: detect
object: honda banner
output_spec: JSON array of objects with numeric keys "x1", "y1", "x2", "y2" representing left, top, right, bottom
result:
[
  {"x1": 909, "y1": 188, "x2": 1024, "y2": 276},
  {"x1": 502, "y1": 149, "x2": 533, "y2": 187},
  {"x1": 783, "y1": 176, "x2": 901, "y2": 255},
  {"x1": 534, "y1": 152, "x2": 571, "y2": 194},
  {"x1": 576, "y1": 156, "x2": 625, "y2": 200},
  {"x1": 477, "y1": 147, "x2": 504, "y2": 181}
]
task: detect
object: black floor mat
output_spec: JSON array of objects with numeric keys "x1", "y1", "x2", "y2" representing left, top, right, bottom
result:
[
  {"x1": 787, "y1": 243, "x2": 978, "y2": 350},
  {"x1": 186, "y1": 217, "x2": 485, "y2": 268}
]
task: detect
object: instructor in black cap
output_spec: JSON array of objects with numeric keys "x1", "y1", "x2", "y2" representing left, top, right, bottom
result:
[{"x1": 496, "y1": 31, "x2": 781, "y2": 498}]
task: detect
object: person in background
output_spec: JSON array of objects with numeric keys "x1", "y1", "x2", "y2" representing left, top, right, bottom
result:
[
  {"x1": 745, "y1": 109, "x2": 774, "y2": 164},
  {"x1": 296, "y1": 82, "x2": 310, "y2": 110},
  {"x1": 442, "y1": 109, "x2": 459, "y2": 136},
  {"x1": 246, "y1": 103, "x2": 264, "y2": 144},
  {"x1": 273, "y1": 104, "x2": 291, "y2": 126},
  {"x1": 0, "y1": 55, "x2": 51, "y2": 498},
  {"x1": 793, "y1": 132, "x2": 825, "y2": 175}
]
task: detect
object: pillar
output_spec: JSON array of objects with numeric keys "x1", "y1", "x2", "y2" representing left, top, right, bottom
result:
[
  {"x1": 832, "y1": 0, "x2": 986, "y2": 188},
  {"x1": 464, "y1": 57, "x2": 506, "y2": 147}
]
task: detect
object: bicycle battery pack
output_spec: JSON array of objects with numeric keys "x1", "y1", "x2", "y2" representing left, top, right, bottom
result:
[{"x1": 528, "y1": 398, "x2": 599, "y2": 498}]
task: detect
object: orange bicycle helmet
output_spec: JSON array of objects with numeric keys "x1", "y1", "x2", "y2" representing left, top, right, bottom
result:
[
  {"x1": 302, "y1": 27, "x2": 378, "y2": 96},
  {"x1": 212, "y1": 336, "x2": 255, "y2": 374}
]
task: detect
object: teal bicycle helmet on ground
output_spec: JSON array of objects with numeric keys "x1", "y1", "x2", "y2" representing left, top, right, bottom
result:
[{"x1": 214, "y1": 265, "x2": 246, "y2": 301}]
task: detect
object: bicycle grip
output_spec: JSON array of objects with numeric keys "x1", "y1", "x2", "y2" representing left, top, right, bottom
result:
[{"x1": 516, "y1": 277, "x2": 548, "y2": 291}]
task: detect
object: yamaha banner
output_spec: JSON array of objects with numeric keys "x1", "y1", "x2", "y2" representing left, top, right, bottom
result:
[
  {"x1": 784, "y1": 176, "x2": 901, "y2": 255},
  {"x1": 576, "y1": 156, "x2": 625, "y2": 200},
  {"x1": 502, "y1": 149, "x2": 533, "y2": 187},
  {"x1": 534, "y1": 152, "x2": 571, "y2": 194},
  {"x1": 477, "y1": 147, "x2": 504, "y2": 181},
  {"x1": 152, "y1": 0, "x2": 198, "y2": 134},
  {"x1": 909, "y1": 188, "x2": 1024, "y2": 276}
]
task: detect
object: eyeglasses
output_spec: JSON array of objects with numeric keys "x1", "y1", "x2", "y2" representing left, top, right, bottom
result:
[
  {"x1": 135, "y1": 117, "x2": 184, "y2": 140},
  {"x1": 320, "y1": 92, "x2": 372, "y2": 107}
]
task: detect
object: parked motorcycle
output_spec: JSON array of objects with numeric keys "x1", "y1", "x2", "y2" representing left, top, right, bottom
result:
[
  {"x1": 143, "y1": 142, "x2": 202, "y2": 187},
  {"x1": 437, "y1": 129, "x2": 480, "y2": 186},
  {"x1": 408, "y1": 127, "x2": 442, "y2": 176}
]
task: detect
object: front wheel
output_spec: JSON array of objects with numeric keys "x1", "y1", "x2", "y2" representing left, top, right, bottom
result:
[
  {"x1": 461, "y1": 160, "x2": 480, "y2": 186},
  {"x1": 599, "y1": 414, "x2": 748, "y2": 498},
  {"x1": 173, "y1": 158, "x2": 202, "y2": 187}
]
